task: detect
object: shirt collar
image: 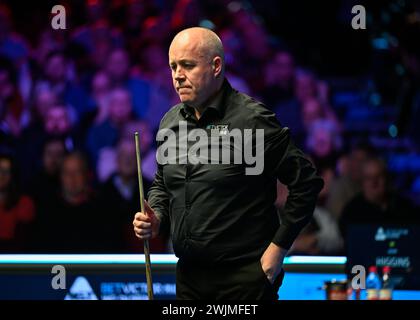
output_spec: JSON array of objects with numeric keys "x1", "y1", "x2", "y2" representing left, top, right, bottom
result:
[{"x1": 180, "y1": 79, "x2": 231, "y2": 119}]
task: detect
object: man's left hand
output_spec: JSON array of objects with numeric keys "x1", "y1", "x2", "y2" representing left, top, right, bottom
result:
[{"x1": 260, "y1": 242, "x2": 288, "y2": 284}]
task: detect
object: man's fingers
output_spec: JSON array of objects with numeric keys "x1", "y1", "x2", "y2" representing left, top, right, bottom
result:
[
  {"x1": 134, "y1": 227, "x2": 152, "y2": 236},
  {"x1": 133, "y1": 221, "x2": 151, "y2": 229},
  {"x1": 134, "y1": 211, "x2": 150, "y2": 222},
  {"x1": 135, "y1": 233, "x2": 152, "y2": 240},
  {"x1": 132, "y1": 203, "x2": 157, "y2": 241}
]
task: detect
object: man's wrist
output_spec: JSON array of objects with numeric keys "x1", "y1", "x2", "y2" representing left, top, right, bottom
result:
[{"x1": 269, "y1": 242, "x2": 288, "y2": 259}]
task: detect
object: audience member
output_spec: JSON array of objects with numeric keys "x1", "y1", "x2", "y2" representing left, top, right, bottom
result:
[
  {"x1": 86, "y1": 87, "x2": 134, "y2": 166},
  {"x1": 326, "y1": 143, "x2": 375, "y2": 219},
  {"x1": 32, "y1": 152, "x2": 110, "y2": 252},
  {"x1": 339, "y1": 157, "x2": 419, "y2": 239},
  {"x1": 0, "y1": 153, "x2": 35, "y2": 252}
]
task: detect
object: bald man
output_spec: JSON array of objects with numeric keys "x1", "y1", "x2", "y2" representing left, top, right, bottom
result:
[{"x1": 133, "y1": 27, "x2": 324, "y2": 300}]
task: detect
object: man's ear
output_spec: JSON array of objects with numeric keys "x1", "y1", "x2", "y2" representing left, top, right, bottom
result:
[{"x1": 212, "y1": 56, "x2": 222, "y2": 77}]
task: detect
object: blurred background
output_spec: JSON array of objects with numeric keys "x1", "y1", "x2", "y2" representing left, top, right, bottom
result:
[{"x1": 0, "y1": 0, "x2": 419, "y2": 260}]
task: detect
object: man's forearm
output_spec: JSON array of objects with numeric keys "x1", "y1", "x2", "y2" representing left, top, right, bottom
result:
[
  {"x1": 272, "y1": 180, "x2": 322, "y2": 249},
  {"x1": 274, "y1": 143, "x2": 324, "y2": 249}
]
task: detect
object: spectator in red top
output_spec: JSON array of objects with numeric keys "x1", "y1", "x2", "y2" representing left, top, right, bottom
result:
[
  {"x1": 0, "y1": 56, "x2": 30, "y2": 140},
  {"x1": 0, "y1": 153, "x2": 35, "y2": 252}
]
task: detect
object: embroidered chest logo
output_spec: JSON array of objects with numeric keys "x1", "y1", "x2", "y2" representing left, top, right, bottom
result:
[{"x1": 206, "y1": 124, "x2": 229, "y2": 136}]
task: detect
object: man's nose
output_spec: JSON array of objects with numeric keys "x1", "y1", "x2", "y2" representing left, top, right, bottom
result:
[{"x1": 174, "y1": 68, "x2": 186, "y2": 81}]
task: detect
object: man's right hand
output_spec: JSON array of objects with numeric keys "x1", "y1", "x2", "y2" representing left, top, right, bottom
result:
[{"x1": 133, "y1": 200, "x2": 160, "y2": 240}]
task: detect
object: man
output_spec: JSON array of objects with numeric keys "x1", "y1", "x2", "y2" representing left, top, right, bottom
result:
[
  {"x1": 99, "y1": 137, "x2": 168, "y2": 253},
  {"x1": 133, "y1": 27, "x2": 323, "y2": 300},
  {"x1": 28, "y1": 138, "x2": 66, "y2": 204},
  {"x1": 17, "y1": 104, "x2": 79, "y2": 188},
  {"x1": 86, "y1": 87, "x2": 134, "y2": 165},
  {"x1": 33, "y1": 152, "x2": 107, "y2": 253},
  {"x1": 326, "y1": 143, "x2": 375, "y2": 220},
  {"x1": 339, "y1": 157, "x2": 418, "y2": 238}
]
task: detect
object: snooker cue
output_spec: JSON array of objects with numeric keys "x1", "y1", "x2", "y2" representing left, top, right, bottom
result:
[{"x1": 134, "y1": 131, "x2": 154, "y2": 300}]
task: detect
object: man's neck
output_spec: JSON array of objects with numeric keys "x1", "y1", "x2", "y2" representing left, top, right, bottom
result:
[
  {"x1": 63, "y1": 191, "x2": 88, "y2": 206},
  {"x1": 367, "y1": 194, "x2": 387, "y2": 209},
  {"x1": 119, "y1": 174, "x2": 134, "y2": 185}
]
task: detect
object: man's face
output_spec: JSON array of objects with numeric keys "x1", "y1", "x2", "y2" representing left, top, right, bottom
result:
[
  {"x1": 362, "y1": 161, "x2": 386, "y2": 202},
  {"x1": 108, "y1": 89, "x2": 132, "y2": 124},
  {"x1": 117, "y1": 140, "x2": 137, "y2": 179},
  {"x1": 44, "y1": 106, "x2": 71, "y2": 135},
  {"x1": 35, "y1": 90, "x2": 57, "y2": 118},
  {"x1": 350, "y1": 149, "x2": 369, "y2": 182},
  {"x1": 265, "y1": 52, "x2": 294, "y2": 86},
  {"x1": 295, "y1": 73, "x2": 317, "y2": 102},
  {"x1": 302, "y1": 99, "x2": 323, "y2": 124},
  {"x1": 312, "y1": 127, "x2": 333, "y2": 158},
  {"x1": 274, "y1": 53, "x2": 294, "y2": 82},
  {"x1": 0, "y1": 70, "x2": 13, "y2": 100},
  {"x1": 43, "y1": 140, "x2": 65, "y2": 175},
  {"x1": 61, "y1": 157, "x2": 87, "y2": 197},
  {"x1": 46, "y1": 55, "x2": 66, "y2": 82},
  {"x1": 107, "y1": 49, "x2": 129, "y2": 82},
  {"x1": 92, "y1": 72, "x2": 111, "y2": 99},
  {"x1": 0, "y1": 158, "x2": 11, "y2": 191},
  {"x1": 122, "y1": 121, "x2": 152, "y2": 154},
  {"x1": 169, "y1": 39, "x2": 217, "y2": 107}
]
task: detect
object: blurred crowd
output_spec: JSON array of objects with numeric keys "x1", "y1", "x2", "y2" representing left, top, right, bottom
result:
[{"x1": 0, "y1": 0, "x2": 419, "y2": 255}]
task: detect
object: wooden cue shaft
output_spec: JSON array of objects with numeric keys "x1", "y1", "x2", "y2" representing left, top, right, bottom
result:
[{"x1": 134, "y1": 131, "x2": 154, "y2": 300}]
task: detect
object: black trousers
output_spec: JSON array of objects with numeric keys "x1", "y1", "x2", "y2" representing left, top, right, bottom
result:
[{"x1": 176, "y1": 259, "x2": 285, "y2": 300}]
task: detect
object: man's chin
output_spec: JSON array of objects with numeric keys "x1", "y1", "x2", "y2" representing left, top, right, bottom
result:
[{"x1": 179, "y1": 96, "x2": 194, "y2": 105}]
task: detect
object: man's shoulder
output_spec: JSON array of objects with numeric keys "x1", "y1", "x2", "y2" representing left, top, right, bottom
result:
[
  {"x1": 342, "y1": 193, "x2": 367, "y2": 214},
  {"x1": 225, "y1": 90, "x2": 275, "y2": 120},
  {"x1": 88, "y1": 119, "x2": 116, "y2": 136},
  {"x1": 229, "y1": 90, "x2": 283, "y2": 131},
  {"x1": 230, "y1": 90, "x2": 272, "y2": 117}
]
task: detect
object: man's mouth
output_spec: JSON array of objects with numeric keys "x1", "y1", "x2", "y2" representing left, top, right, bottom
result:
[
  {"x1": 177, "y1": 88, "x2": 192, "y2": 96},
  {"x1": 177, "y1": 86, "x2": 191, "y2": 91}
]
